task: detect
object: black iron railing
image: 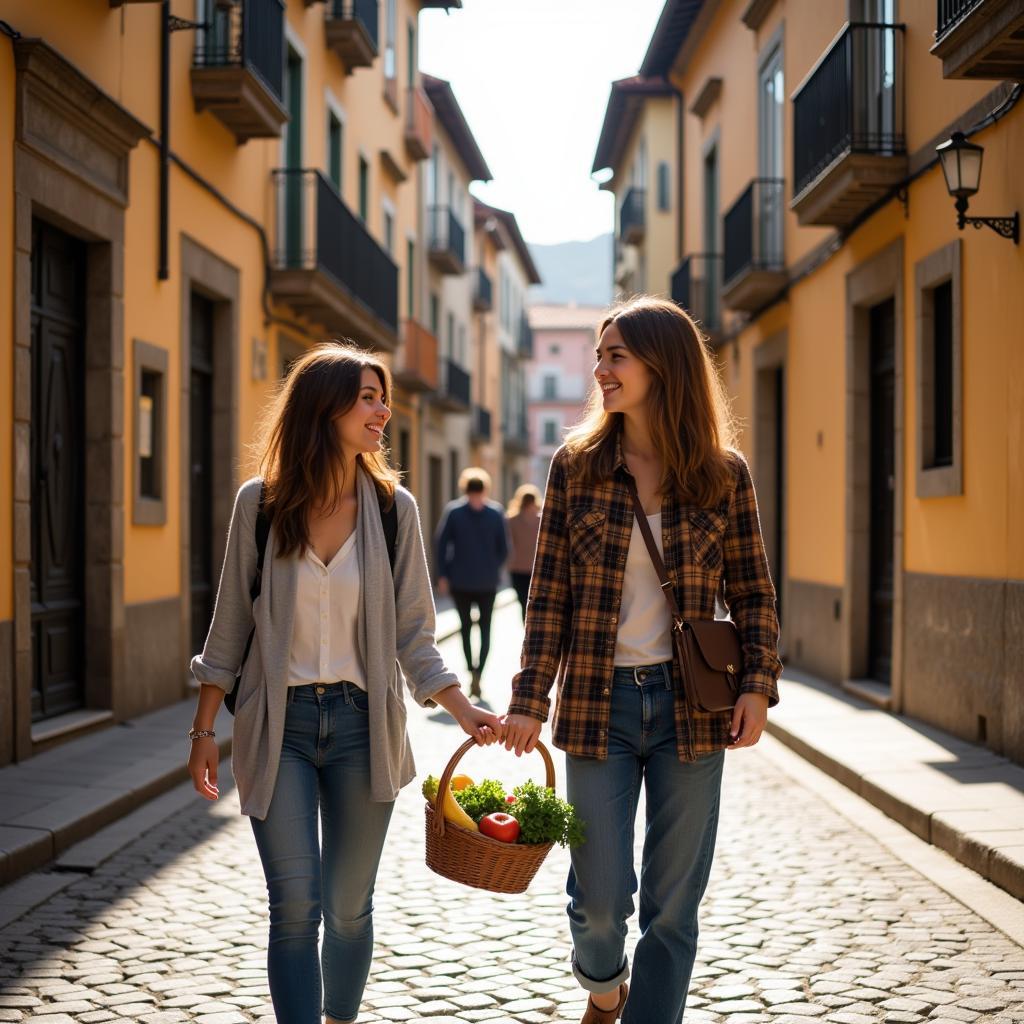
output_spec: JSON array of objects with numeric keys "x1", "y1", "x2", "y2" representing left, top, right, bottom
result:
[
  {"x1": 475, "y1": 267, "x2": 493, "y2": 308},
  {"x1": 620, "y1": 186, "x2": 646, "y2": 240},
  {"x1": 936, "y1": 0, "x2": 985, "y2": 40},
  {"x1": 443, "y1": 359, "x2": 471, "y2": 407},
  {"x1": 429, "y1": 206, "x2": 466, "y2": 268},
  {"x1": 194, "y1": 0, "x2": 285, "y2": 102},
  {"x1": 517, "y1": 313, "x2": 534, "y2": 359},
  {"x1": 671, "y1": 254, "x2": 723, "y2": 332},
  {"x1": 723, "y1": 178, "x2": 785, "y2": 287},
  {"x1": 792, "y1": 22, "x2": 905, "y2": 199},
  {"x1": 331, "y1": 0, "x2": 380, "y2": 52},
  {"x1": 273, "y1": 169, "x2": 398, "y2": 332},
  {"x1": 472, "y1": 405, "x2": 492, "y2": 441}
]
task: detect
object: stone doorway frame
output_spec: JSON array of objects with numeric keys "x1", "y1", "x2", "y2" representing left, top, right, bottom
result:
[
  {"x1": 8, "y1": 40, "x2": 147, "y2": 762},
  {"x1": 178, "y1": 236, "x2": 240, "y2": 673},
  {"x1": 843, "y1": 238, "x2": 905, "y2": 711}
]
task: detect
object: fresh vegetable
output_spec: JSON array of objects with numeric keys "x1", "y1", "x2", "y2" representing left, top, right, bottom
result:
[
  {"x1": 422, "y1": 775, "x2": 478, "y2": 832},
  {"x1": 451, "y1": 774, "x2": 474, "y2": 791},
  {"x1": 505, "y1": 794, "x2": 517, "y2": 805},
  {"x1": 508, "y1": 780, "x2": 585, "y2": 848},
  {"x1": 451, "y1": 778, "x2": 508, "y2": 823},
  {"x1": 479, "y1": 812, "x2": 521, "y2": 843}
]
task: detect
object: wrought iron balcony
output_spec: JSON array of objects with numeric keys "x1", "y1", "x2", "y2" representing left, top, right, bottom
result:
[
  {"x1": 404, "y1": 86, "x2": 432, "y2": 161},
  {"x1": 932, "y1": 0, "x2": 1024, "y2": 79},
  {"x1": 428, "y1": 206, "x2": 466, "y2": 275},
  {"x1": 517, "y1": 313, "x2": 534, "y2": 359},
  {"x1": 326, "y1": 0, "x2": 379, "y2": 73},
  {"x1": 270, "y1": 169, "x2": 398, "y2": 349},
  {"x1": 393, "y1": 319, "x2": 439, "y2": 392},
  {"x1": 471, "y1": 405, "x2": 492, "y2": 443},
  {"x1": 620, "y1": 186, "x2": 646, "y2": 245},
  {"x1": 190, "y1": 0, "x2": 287, "y2": 142},
  {"x1": 722, "y1": 178, "x2": 787, "y2": 313},
  {"x1": 791, "y1": 21, "x2": 907, "y2": 228},
  {"x1": 433, "y1": 358, "x2": 471, "y2": 411},
  {"x1": 671, "y1": 254, "x2": 724, "y2": 335},
  {"x1": 473, "y1": 267, "x2": 493, "y2": 312}
]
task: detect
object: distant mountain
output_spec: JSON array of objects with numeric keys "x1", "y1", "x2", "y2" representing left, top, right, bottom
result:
[{"x1": 528, "y1": 234, "x2": 613, "y2": 307}]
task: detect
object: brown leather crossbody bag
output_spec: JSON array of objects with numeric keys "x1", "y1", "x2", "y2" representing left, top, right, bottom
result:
[{"x1": 625, "y1": 478, "x2": 743, "y2": 713}]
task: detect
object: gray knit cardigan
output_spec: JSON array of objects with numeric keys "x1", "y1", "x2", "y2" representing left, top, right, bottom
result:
[{"x1": 190, "y1": 469, "x2": 460, "y2": 819}]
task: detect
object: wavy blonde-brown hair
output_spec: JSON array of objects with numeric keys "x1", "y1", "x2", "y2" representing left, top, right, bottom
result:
[
  {"x1": 254, "y1": 341, "x2": 399, "y2": 558},
  {"x1": 563, "y1": 296, "x2": 738, "y2": 506}
]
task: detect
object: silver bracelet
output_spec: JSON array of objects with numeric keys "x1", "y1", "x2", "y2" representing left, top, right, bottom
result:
[{"x1": 188, "y1": 728, "x2": 216, "y2": 742}]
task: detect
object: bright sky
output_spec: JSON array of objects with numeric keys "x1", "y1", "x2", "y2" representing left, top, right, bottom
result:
[{"x1": 419, "y1": 0, "x2": 668, "y2": 247}]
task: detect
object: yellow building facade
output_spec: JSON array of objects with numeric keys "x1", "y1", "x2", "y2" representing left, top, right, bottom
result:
[
  {"x1": 0, "y1": 0, "x2": 494, "y2": 766},
  {"x1": 596, "y1": 0, "x2": 1024, "y2": 764}
]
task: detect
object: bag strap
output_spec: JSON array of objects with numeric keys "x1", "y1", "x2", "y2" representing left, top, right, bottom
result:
[
  {"x1": 251, "y1": 482, "x2": 270, "y2": 603},
  {"x1": 623, "y1": 475, "x2": 684, "y2": 633},
  {"x1": 378, "y1": 491, "x2": 397, "y2": 573}
]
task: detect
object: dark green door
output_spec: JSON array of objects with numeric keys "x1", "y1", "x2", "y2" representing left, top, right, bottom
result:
[{"x1": 190, "y1": 293, "x2": 216, "y2": 657}]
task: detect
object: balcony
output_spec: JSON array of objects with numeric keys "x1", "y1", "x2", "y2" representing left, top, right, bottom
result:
[
  {"x1": 404, "y1": 86, "x2": 432, "y2": 161},
  {"x1": 932, "y1": 0, "x2": 1024, "y2": 79},
  {"x1": 326, "y1": 0, "x2": 379, "y2": 73},
  {"x1": 428, "y1": 206, "x2": 466, "y2": 275},
  {"x1": 722, "y1": 178, "x2": 787, "y2": 313},
  {"x1": 620, "y1": 186, "x2": 646, "y2": 245},
  {"x1": 671, "y1": 254, "x2": 724, "y2": 336},
  {"x1": 473, "y1": 267, "x2": 493, "y2": 312},
  {"x1": 433, "y1": 358, "x2": 471, "y2": 412},
  {"x1": 270, "y1": 169, "x2": 398, "y2": 349},
  {"x1": 191, "y1": 0, "x2": 287, "y2": 143},
  {"x1": 393, "y1": 319, "x2": 439, "y2": 392},
  {"x1": 503, "y1": 417, "x2": 530, "y2": 456},
  {"x1": 517, "y1": 313, "x2": 534, "y2": 359},
  {"x1": 791, "y1": 22, "x2": 907, "y2": 228},
  {"x1": 471, "y1": 405, "x2": 492, "y2": 444}
]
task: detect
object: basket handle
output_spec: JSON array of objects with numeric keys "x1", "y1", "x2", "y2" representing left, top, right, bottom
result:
[{"x1": 431, "y1": 737, "x2": 556, "y2": 838}]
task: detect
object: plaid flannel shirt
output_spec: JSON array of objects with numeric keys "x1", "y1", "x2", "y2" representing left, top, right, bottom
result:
[{"x1": 508, "y1": 437, "x2": 781, "y2": 762}]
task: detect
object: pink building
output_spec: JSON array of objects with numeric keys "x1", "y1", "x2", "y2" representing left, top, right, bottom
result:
[{"x1": 526, "y1": 304, "x2": 607, "y2": 488}]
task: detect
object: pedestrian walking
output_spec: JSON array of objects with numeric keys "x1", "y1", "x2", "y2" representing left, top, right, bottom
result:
[
  {"x1": 506, "y1": 483, "x2": 542, "y2": 621},
  {"x1": 501, "y1": 297, "x2": 782, "y2": 1024},
  {"x1": 434, "y1": 467, "x2": 509, "y2": 698},
  {"x1": 186, "y1": 343, "x2": 502, "y2": 1024}
]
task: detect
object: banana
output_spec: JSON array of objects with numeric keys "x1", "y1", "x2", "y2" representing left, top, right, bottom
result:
[{"x1": 422, "y1": 775, "x2": 478, "y2": 832}]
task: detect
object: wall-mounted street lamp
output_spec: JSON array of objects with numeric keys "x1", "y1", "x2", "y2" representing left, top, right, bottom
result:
[{"x1": 936, "y1": 131, "x2": 1019, "y2": 245}]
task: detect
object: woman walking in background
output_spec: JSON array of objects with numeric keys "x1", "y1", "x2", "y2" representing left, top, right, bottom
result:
[
  {"x1": 187, "y1": 343, "x2": 502, "y2": 1024},
  {"x1": 501, "y1": 297, "x2": 781, "y2": 1024},
  {"x1": 506, "y1": 483, "x2": 542, "y2": 621}
]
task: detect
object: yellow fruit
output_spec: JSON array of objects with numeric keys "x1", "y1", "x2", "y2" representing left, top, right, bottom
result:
[
  {"x1": 451, "y1": 774, "x2": 474, "y2": 791},
  {"x1": 421, "y1": 774, "x2": 477, "y2": 831}
]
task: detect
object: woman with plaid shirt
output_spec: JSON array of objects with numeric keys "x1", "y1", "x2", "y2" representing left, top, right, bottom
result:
[{"x1": 502, "y1": 297, "x2": 782, "y2": 1024}]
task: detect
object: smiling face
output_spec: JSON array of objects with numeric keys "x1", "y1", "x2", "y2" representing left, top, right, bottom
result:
[
  {"x1": 594, "y1": 322, "x2": 653, "y2": 419},
  {"x1": 334, "y1": 367, "x2": 391, "y2": 461}
]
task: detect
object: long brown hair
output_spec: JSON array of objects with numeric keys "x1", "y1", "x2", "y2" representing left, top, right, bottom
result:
[
  {"x1": 563, "y1": 296, "x2": 738, "y2": 506},
  {"x1": 255, "y1": 341, "x2": 399, "y2": 557}
]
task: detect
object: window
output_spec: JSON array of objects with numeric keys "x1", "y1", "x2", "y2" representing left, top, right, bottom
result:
[
  {"x1": 383, "y1": 206, "x2": 394, "y2": 253},
  {"x1": 399, "y1": 427, "x2": 411, "y2": 489},
  {"x1": 358, "y1": 156, "x2": 369, "y2": 221},
  {"x1": 549, "y1": 344, "x2": 560, "y2": 355},
  {"x1": 447, "y1": 311, "x2": 454, "y2": 360},
  {"x1": 133, "y1": 339, "x2": 168, "y2": 525},
  {"x1": 384, "y1": 0, "x2": 397, "y2": 81},
  {"x1": 657, "y1": 161, "x2": 670, "y2": 211},
  {"x1": 327, "y1": 110, "x2": 343, "y2": 191},
  {"x1": 430, "y1": 292, "x2": 439, "y2": 336},
  {"x1": 406, "y1": 239, "x2": 415, "y2": 318},
  {"x1": 407, "y1": 21, "x2": 415, "y2": 85},
  {"x1": 458, "y1": 323, "x2": 466, "y2": 365},
  {"x1": 542, "y1": 420, "x2": 558, "y2": 446},
  {"x1": 915, "y1": 240, "x2": 962, "y2": 498},
  {"x1": 543, "y1": 374, "x2": 557, "y2": 400}
]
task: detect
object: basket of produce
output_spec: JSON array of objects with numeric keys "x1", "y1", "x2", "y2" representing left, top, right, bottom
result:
[{"x1": 423, "y1": 737, "x2": 584, "y2": 894}]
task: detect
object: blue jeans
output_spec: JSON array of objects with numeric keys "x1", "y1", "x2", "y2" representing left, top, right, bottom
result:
[
  {"x1": 249, "y1": 683, "x2": 395, "y2": 1024},
  {"x1": 566, "y1": 662, "x2": 725, "y2": 1024}
]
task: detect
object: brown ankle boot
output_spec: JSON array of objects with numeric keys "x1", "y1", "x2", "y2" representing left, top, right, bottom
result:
[{"x1": 581, "y1": 982, "x2": 628, "y2": 1023}]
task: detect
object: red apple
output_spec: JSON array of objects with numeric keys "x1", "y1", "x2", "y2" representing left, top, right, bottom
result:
[
  {"x1": 505, "y1": 795, "x2": 517, "y2": 805},
  {"x1": 479, "y1": 811, "x2": 520, "y2": 843}
]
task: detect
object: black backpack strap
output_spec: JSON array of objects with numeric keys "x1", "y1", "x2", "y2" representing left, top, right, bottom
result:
[
  {"x1": 378, "y1": 490, "x2": 398, "y2": 573},
  {"x1": 251, "y1": 483, "x2": 270, "y2": 602}
]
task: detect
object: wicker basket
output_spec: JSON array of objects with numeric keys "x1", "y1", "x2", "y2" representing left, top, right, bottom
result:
[{"x1": 424, "y1": 737, "x2": 557, "y2": 894}]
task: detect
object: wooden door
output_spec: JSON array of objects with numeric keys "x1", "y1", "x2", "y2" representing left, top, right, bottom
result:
[{"x1": 30, "y1": 220, "x2": 87, "y2": 720}]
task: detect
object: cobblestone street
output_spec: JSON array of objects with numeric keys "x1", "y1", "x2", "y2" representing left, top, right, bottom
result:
[{"x1": 1, "y1": 603, "x2": 1022, "y2": 1024}]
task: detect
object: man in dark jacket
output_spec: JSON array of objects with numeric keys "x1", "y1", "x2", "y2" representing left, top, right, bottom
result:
[{"x1": 435, "y1": 467, "x2": 509, "y2": 698}]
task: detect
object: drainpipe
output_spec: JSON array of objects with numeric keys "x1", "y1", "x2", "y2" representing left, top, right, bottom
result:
[{"x1": 159, "y1": 0, "x2": 170, "y2": 280}]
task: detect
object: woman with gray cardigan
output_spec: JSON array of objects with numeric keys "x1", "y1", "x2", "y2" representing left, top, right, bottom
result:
[{"x1": 187, "y1": 343, "x2": 503, "y2": 1024}]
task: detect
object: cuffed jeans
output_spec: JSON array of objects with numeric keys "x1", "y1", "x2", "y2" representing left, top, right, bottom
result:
[
  {"x1": 565, "y1": 662, "x2": 725, "y2": 1024},
  {"x1": 249, "y1": 682, "x2": 395, "y2": 1024}
]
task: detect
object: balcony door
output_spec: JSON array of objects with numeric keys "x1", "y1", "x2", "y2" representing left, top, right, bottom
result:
[
  {"x1": 190, "y1": 293, "x2": 216, "y2": 658},
  {"x1": 283, "y1": 45, "x2": 304, "y2": 267},
  {"x1": 851, "y1": 0, "x2": 898, "y2": 152},
  {"x1": 758, "y1": 46, "x2": 784, "y2": 264}
]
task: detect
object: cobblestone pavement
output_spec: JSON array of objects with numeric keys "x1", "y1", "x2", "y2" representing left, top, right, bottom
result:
[{"x1": 1, "y1": 603, "x2": 1023, "y2": 1024}]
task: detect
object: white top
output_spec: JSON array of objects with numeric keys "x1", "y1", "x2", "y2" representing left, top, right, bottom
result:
[
  {"x1": 613, "y1": 513, "x2": 674, "y2": 667},
  {"x1": 287, "y1": 530, "x2": 367, "y2": 689}
]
